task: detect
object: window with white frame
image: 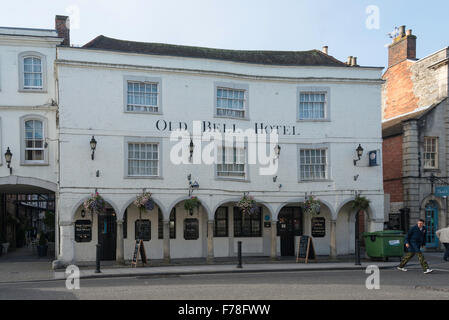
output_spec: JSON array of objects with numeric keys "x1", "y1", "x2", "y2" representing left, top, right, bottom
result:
[
  {"x1": 24, "y1": 120, "x2": 44, "y2": 161},
  {"x1": 216, "y1": 87, "x2": 246, "y2": 119},
  {"x1": 23, "y1": 57, "x2": 43, "y2": 89},
  {"x1": 19, "y1": 52, "x2": 46, "y2": 92},
  {"x1": 299, "y1": 148, "x2": 327, "y2": 181},
  {"x1": 127, "y1": 143, "x2": 159, "y2": 176},
  {"x1": 299, "y1": 92, "x2": 327, "y2": 120},
  {"x1": 423, "y1": 137, "x2": 438, "y2": 169},
  {"x1": 216, "y1": 146, "x2": 246, "y2": 178},
  {"x1": 126, "y1": 81, "x2": 159, "y2": 113}
]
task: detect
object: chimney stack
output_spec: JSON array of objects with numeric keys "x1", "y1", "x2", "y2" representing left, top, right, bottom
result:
[
  {"x1": 322, "y1": 46, "x2": 329, "y2": 55},
  {"x1": 388, "y1": 25, "x2": 416, "y2": 68},
  {"x1": 55, "y1": 15, "x2": 70, "y2": 46}
]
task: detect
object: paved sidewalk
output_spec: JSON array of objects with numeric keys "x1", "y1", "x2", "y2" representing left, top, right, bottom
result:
[{"x1": 1, "y1": 249, "x2": 448, "y2": 284}]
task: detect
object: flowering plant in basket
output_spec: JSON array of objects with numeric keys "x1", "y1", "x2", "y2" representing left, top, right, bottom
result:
[
  {"x1": 237, "y1": 193, "x2": 257, "y2": 215},
  {"x1": 304, "y1": 196, "x2": 321, "y2": 215},
  {"x1": 134, "y1": 191, "x2": 154, "y2": 211},
  {"x1": 184, "y1": 196, "x2": 201, "y2": 214},
  {"x1": 83, "y1": 192, "x2": 106, "y2": 214}
]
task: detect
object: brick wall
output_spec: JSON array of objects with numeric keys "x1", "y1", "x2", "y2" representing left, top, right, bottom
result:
[
  {"x1": 382, "y1": 61, "x2": 419, "y2": 120},
  {"x1": 383, "y1": 135, "x2": 403, "y2": 202},
  {"x1": 388, "y1": 36, "x2": 416, "y2": 69}
]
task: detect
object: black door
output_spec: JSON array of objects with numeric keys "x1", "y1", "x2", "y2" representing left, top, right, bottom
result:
[
  {"x1": 98, "y1": 209, "x2": 117, "y2": 261},
  {"x1": 278, "y1": 207, "x2": 302, "y2": 257}
]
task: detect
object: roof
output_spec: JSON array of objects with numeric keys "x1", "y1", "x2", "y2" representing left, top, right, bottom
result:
[
  {"x1": 82, "y1": 35, "x2": 349, "y2": 67},
  {"x1": 382, "y1": 98, "x2": 448, "y2": 138}
]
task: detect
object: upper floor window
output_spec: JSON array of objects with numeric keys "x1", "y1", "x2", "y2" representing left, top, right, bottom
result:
[
  {"x1": 20, "y1": 115, "x2": 48, "y2": 165},
  {"x1": 299, "y1": 147, "x2": 328, "y2": 181},
  {"x1": 18, "y1": 52, "x2": 47, "y2": 92},
  {"x1": 25, "y1": 120, "x2": 44, "y2": 161},
  {"x1": 297, "y1": 87, "x2": 330, "y2": 121},
  {"x1": 23, "y1": 57, "x2": 43, "y2": 89},
  {"x1": 124, "y1": 76, "x2": 162, "y2": 114},
  {"x1": 423, "y1": 137, "x2": 438, "y2": 169},
  {"x1": 216, "y1": 146, "x2": 246, "y2": 179},
  {"x1": 127, "y1": 143, "x2": 159, "y2": 177},
  {"x1": 215, "y1": 82, "x2": 249, "y2": 120}
]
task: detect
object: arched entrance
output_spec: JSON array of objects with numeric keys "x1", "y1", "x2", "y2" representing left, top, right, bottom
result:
[{"x1": 0, "y1": 177, "x2": 56, "y2": 260}]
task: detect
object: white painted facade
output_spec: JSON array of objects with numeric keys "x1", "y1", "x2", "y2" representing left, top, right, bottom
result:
[{"x1": 55, "y1": 45, "x2": 385, "y2": 263}]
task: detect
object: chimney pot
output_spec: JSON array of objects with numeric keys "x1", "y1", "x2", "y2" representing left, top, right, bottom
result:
[
  {"x1": 55, "y1": 15, "x2": 70, "y2": 47},
  {"x1": 406, "y1": 29, "x2": 412, "y2": 36},
  {"x1": 351, "y1": 57, "x2": 358, "y2": 66},
  {"x1": 322, "y1": 46, "x2": 329, "y2": 55},
  {"x1": 347, "y1": 56, "x2": 353, "y2": 65},
  {"x1": 399, "y1": 25, "x2": 406, "y2": 37}
]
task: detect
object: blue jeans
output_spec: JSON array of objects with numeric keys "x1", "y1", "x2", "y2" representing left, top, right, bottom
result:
[{"x1": 444, "y1": 243, "x2": 449, "y2": 261}]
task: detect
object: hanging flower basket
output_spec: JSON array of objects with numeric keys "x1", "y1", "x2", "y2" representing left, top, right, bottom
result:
[
  {"x1": 83, "y1": 192, "x2": 106, "y2": 214},
  {"x1": 237, "y1": 193, "x2": 257, "y2": 215},
  {"x1": 353, "y1": 195, "x2": 370, "y2": 212},
  {"x1": 184, "y1": 196, "x2": 201, "y2": 215},
  {"x1": 304, "y1": 196, "x2": 321, "y2": 215},
  {"x1": 134, "y1": 192, "x2": 154, "y2": 211}
]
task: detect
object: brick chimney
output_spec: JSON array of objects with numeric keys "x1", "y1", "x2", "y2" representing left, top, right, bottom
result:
[
  {"x1": 55, "y1": 15, "x2": 70, "y2": 46},
  {"x1": 388, "y1": 25, "x2": 416, "y2": 68}
]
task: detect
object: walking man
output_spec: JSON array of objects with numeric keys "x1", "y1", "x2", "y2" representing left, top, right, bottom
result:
[
  {"x1": 397, "y1": 219, "x2": 433, "y2": 274},
  {"x1": 436, "y1": 226, "x2": 449, "y2": 262}
]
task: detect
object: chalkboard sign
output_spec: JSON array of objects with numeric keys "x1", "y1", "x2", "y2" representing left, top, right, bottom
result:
[
  {"x1": 311, "y1": 217, "x2": 326, "y2": 238},
  {"x1": 135, "y1": 220, "x2": 151, "y2": 241},
  {"x1": 131, "y1": 239, "x2": 147, "y2": 267},
  {"x1": 184, "y1": 218, "x2": 199, "y2": 240},
  {"x1": 296, "y1": 235, "x2": 316, "y2": 263},
  {"x1": 74, "y1": 220, "x2": 92, "y2": 243}
]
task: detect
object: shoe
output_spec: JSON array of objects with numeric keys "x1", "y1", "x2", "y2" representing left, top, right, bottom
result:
[
  {"x1": 397, "y1": 267, "x2": 407, "y2": 272},
  {"x1": 424, "y1": 269, "x2": 433, "y2": 274}
]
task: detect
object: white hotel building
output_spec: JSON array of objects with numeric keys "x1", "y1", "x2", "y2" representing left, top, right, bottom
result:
[{"x1": 0, "y1": 16, "x2": 385, "y2": 265}]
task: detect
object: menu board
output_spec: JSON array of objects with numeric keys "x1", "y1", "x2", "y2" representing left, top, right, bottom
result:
[
  {"x1": 311, "y1": 217, "x2": 326, "y2": 238},
  {"x1": 296, "y1": 235, "x2": 316, "y2": 263},
  {"x1": 135, "y1": 220, "x2": 151, "y2": 241},
  {"x1": 131, "y1": 239, "x2": 147, "y2": 267},
  {"x1": 75, "y1": 220, "x2": 92, "y2": 243}
]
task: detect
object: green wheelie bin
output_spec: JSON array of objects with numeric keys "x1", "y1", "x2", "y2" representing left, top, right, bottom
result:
[{"x1": 362, "y1": 230, "x2": 405, "y2": 261}]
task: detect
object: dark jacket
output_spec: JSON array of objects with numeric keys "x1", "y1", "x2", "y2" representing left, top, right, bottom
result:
[{"x1": 405, "y1": 225, "x2": 427, "y2": 253}]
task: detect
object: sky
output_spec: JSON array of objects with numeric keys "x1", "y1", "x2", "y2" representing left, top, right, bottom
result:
[{"x1": 1, "y1": 0, "x2": 448, "y2": 69}]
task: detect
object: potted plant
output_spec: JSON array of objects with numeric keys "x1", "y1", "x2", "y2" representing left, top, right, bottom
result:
[
  {"x1": 83, "y1": 191, "x2": 106, "y2": 214},
  {"x1": 353, "y1": 195, "x2": 370, "y2": 212},
  {"x1": 304, "y1": 196, "x2": 321, "y2": 216},
  {"x1": 37, "y1": 232, "x2": 48, "y2": 257},
  {"x1": 184, "y1": 196, "x2": 201, "y2": 215}
]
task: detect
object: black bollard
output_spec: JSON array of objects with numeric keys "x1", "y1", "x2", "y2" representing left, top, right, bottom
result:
[
  {"x1": 237, "y1": 241, "x2": 243, "y2": 268},
  {"x1": 355, "y1": 211, "x2": 361, "y2": 266},
  {"x1": 95, "y1": 244, "x2": 102, "y2": 273}
]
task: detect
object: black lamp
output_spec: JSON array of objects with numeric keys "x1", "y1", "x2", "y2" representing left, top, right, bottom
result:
[
  {"x1": 354, "y1": 144, "x2": 364, "y2": 166},
  {"x1": 274, "y1": 144, "x2": 281, "y2": 157},
  {"x1": 90, "y1": 136, "x2": 97, "y2": 160},
  {"x1": 4, "y1": 147, "x2": 12, "y2": 174}
]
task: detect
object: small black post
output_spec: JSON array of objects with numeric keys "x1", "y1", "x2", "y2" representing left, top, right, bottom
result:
[
  {"x1": 95, "y1": 244, "x2": 101, "y2": 273},
  {"x1": 355, "y1": 211, "x2": 361, "y2": 266},
  {"x1": 237, "y1": 241, "x2": 243, "y2": 268}
]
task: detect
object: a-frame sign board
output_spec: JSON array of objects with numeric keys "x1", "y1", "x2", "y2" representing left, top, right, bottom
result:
[
  {"x1": 296, "y1": 235, "x2": 316, "y2": 264},
  {"x1": 131, "y1": 239, "x2": 147, "y2": 268}
]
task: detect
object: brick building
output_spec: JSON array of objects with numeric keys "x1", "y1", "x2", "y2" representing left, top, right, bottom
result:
[{"x1": 382, "y1": 26, "x2": 449, "y2": 249}]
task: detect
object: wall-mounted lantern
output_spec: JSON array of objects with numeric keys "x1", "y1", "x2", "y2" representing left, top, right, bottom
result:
[
  {"x1": 90, "y1": 136, "x2": 97, "y2": 160},
  {"x1": 4, "y1": 147, "x2": 12, "y2": 175},
  {"x1": 188, "y1": 174, "x2": 199, "y2": 196},
  {"x1": 353, "y1": 144, "x2": 364, "y2": 166},
  {"x1": 274, "y1": 144, "x2": 281, "y2": 157}
]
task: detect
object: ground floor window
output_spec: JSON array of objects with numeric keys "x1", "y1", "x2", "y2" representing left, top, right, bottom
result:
[
  {"x1": 135, "y1": 219, "x2": 151, "y2": 241},
  {"x1": 184, "y1": 218, "x2": 199, "y2": 240},
  {"x1": 170, "y1": 208, "x2": 176, "y2": 239},
  {"x1": 214, "y1": 207, "x2": 228, "y2": 237},
  {"x1": 158, "y1": 208, "x2": 163, "y2": 239},
  {"x1": 233, "y1": 207, "x2": 262, "y2": 237}
]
